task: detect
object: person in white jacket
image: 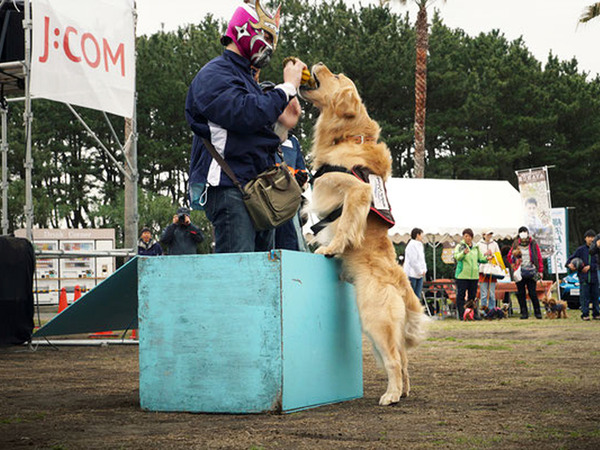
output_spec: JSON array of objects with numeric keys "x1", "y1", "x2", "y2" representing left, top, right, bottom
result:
[
  {"x1": 477, "y1": 230, "x2": 502, "y2": 312},
  {"x1": 404, "y1": 228, "x2": 427, "y2": 299}
]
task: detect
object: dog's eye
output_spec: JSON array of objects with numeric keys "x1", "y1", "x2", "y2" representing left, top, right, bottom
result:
[{"x1": 334, "y1": 75, "x2": 339, "y2": 79}]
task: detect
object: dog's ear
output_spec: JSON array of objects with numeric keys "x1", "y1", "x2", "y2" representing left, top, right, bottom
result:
[{"x1": 332, "y1": 87, "x2": 361, "y2": 119}]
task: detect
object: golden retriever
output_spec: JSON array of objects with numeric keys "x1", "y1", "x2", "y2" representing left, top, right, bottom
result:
[{"x1": 300, "y1": 63, "x2": 427, "y2": 405}]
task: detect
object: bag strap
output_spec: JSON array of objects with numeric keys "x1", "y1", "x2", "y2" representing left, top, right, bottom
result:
[{"x1": 201, "y1": 138, "x2": 246, "y2": 196}]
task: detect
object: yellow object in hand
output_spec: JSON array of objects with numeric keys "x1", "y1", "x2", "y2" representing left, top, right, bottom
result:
[{"x1": 283, "y1": 56, "x2": 316, "y2": 88}]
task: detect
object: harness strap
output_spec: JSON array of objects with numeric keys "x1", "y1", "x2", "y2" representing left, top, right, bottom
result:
[
  {"x1": 311, "y1": 164, "x2": 350, "y2": 185},
  {"x1": 310, "y1": 207, "x2": 343, "y2": 236},
  {"x1": 310, "y1": 165, "x2": 350, "y2": 235},
  {"x1": 309, "y1": 164, "x2": 395, "y2": 236}
]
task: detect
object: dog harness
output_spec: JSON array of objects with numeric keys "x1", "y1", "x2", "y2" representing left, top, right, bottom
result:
[{"x1": 310, "y1": 164, "x2": 395, "y2": 235}]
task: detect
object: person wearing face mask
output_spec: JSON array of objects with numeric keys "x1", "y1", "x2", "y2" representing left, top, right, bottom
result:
[
  {"x1": 508, "y1": 226, "x2": 544, "y2": 319},
  {"x1": 185, "y1": 0, "x2": 307, "y2": 253},
  {"x1": 454, "y1": 228, "x2": 490, "y2": 320}
]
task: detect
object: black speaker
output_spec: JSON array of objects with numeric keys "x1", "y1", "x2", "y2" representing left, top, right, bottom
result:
[
  {"x1": 0, "y1": 1, "x2": 25, "y2": 63},
  {"x1": 0, "y1": 236, "x2": 34, "y2": 345}
]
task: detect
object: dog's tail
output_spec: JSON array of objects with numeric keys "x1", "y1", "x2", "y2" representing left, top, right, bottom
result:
[{"x1": 403, "y1": 289, "x2": 428, "y2": 350}]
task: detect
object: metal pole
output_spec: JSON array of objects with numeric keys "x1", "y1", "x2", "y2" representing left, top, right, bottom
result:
[
  {"x1": 1, "y1": 100, "x2": 8, "y2": 234},
  {"x1": 123, "y1": 95, "x2": 138, "y2": 254},
  {"x1": 23, "y1": 0, "x2": 33, "y2": 241},
  {"x1": 124, "y1": 4, "x2": 138, "y2": 254}
]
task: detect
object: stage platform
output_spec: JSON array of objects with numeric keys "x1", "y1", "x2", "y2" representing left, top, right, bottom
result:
[{"x1": 33, "y1": 251, "x2": 363, "y2": 413}]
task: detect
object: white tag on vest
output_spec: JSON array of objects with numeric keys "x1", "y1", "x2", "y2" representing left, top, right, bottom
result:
[{"x1": 368, "y1": 174, "x2": 390, "y2": 210}]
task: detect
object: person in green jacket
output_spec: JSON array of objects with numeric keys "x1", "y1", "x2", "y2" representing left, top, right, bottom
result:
[{"x1": 454, "y1": 228, "x2": 490, "y2": 320}]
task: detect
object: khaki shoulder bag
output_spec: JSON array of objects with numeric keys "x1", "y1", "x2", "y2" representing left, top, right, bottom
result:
[{"x1": 202, "y1": 139, "x2": 302, "y2": 231}]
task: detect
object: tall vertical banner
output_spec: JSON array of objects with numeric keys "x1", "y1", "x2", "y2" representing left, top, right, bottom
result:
[
  {"x1": 31, "y1": 0, "x2": 135, "y2": 118},
  {"x1": 516, "y1": 167, "x2": 555, "y2": 258},
  {"x1": 549, "y1": 208, "x2": 567, "y2": 274}
]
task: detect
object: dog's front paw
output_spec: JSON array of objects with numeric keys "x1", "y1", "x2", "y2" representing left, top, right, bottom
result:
[
  {"x1": 379, "y1": 391, "x2": 401, "y2": 406},
  {"x1": 315, "y1": 246, "x2": 337, "y2": 258}
]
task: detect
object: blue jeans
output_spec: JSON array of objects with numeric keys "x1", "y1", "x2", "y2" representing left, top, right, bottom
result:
[
  {"x1": 409, "y1": 277, "x2": 424, "y2": 299},
  {"x1": 580, "y1": 281, "x2": 600, "y2": 318},
  {"x1": 479, "y1": 280, "x2": 496, "y2": 309},
  {"x1": 204, "y1": 186, "x2": 274, "y2": 253}
]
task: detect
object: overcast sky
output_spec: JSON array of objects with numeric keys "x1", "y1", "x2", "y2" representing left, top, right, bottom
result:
[{"x1": 136, "y1": 0, "x2": 600, "y2": 78}]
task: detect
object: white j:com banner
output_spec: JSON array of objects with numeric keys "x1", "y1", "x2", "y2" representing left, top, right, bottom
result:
[{"x1": 31, "y1": 0, "x2": 135, "y2": 118}]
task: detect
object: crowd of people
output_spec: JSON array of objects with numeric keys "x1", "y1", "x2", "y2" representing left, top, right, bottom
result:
[{"x1": 403, "y1": 224, "x2": 600, "y2": 321}]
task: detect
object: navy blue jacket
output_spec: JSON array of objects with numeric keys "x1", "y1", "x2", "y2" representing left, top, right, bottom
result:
[
  {"x1": 185, "y1": 50, "x2": 289, "y2": 187},
  {"x1": 160, "y1": 223, "x2": 204, "y2": 255},
  {"x1": 137, "y1": 239, "x2": 163, "y2": 256},
  {"x1": 567, "y1": 244, "x2": 598, "y2": 284}
]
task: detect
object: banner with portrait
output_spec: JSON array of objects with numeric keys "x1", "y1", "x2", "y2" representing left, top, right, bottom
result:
[{"x1": 515, "y1": 167, "x2": 555, "y2": 258}]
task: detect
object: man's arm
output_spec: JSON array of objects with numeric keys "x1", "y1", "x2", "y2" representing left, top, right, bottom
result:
[
  {"x1": 160, "y1": 224, "x2": 176, "y2": 245},
  {"x1": 187, "y1": 224, "x2": 204, "y2": 243},
  {"x1": 187, "y1": 70, "x2": 288, "y2": 135}
]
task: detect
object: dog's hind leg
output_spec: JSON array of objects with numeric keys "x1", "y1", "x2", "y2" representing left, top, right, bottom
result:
[
  {"x1": 399, "y1": 344, "x2": 410, "y2": 398},
  {"x1": 365, "y1": 321, "x2": 404, "y2": 406}
]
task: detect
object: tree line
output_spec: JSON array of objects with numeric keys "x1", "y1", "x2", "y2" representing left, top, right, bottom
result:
[{"x1": 4, "y1": 0, "x2": 600, "y2": 252}]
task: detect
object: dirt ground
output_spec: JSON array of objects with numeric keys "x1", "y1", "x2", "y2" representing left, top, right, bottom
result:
[{"x1": 2, "y1": 314, "x2": 600, "y2": 450}]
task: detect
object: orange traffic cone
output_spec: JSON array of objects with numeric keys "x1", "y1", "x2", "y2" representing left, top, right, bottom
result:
[
  {"x1": 73, "y1": 285, "x2": 82, "y2": 301},
  {"x1": 89, "y1": 330, "x2": 119, "y2": 339},
  {"x1": 131, "y1": 329, "x2": 138, "y2": 340},
  {"x1": 58, "y1": 287, "x2": 68, "y2": 313}
]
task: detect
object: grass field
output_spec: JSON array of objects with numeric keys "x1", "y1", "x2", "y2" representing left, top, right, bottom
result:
[{"x1": 1, "y1": 311, "x2": 600, "y2": 449}]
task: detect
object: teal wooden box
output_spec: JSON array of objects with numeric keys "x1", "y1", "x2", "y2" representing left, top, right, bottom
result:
[{"x1": 138, "y1": 250, "x2": 363, "y2": 413}]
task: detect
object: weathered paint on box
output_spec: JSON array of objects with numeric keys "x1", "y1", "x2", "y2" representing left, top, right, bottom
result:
[{"x1": 138, "y1": 250, "x2": 362, "y2": 413}]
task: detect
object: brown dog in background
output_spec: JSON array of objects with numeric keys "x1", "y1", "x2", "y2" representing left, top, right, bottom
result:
[
  {"x1": 300, "y1": 63, "x2": 427, "y2": 406},
  {"x1": 540, "y1": 282, "x2": 568, "y2": 319}
]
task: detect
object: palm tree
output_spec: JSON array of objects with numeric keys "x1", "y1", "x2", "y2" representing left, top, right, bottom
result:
[
  {"x1": 580, "y1": 3, "x2": 600, "y2": 23},
  {"x1": 381, "y1": 1, "x2": 444, "y2": 178}
]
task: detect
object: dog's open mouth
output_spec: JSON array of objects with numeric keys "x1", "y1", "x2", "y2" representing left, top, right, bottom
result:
[{"x1": 299, "y1": 69, "x2": 320, "y2": 91}]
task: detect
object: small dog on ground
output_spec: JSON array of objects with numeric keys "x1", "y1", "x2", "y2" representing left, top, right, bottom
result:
[
  {"x1": 463, "y1": 299, "x2": 478, "y2": 321},
  {"x1": 541, "y1": 297, "x2": 568, "y2": 319},
  {"x1": 481, "y1": 305, "x2": 507, "y2": 320},
  {"x1": 540, "y1": 282, "x2": 568, "y2": 319}
]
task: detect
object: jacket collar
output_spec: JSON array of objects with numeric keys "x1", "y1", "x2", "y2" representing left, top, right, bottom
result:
[{"x1": 223, "y1": 49, "x2": 251, "y2": 71}]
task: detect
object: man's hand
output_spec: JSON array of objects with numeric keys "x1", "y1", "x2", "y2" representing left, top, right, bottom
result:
[
  {"x1": 283, "y1": 58, "x2": 307, "y2": 89},
  {"x1": 295, "y1": 170, "x2": 308, "y2": 187},
  {"x1": 172, "y1": 215, "x2": 178, "y2": 224},
  {"x1": 464, "y1": 247, "x2": 470, "y2": 255},
  {"x1": 582, "y1": 265, "x2": 590, "y2": 273},
  {"x1": 278, "y1": 97, "x2": 302, "y2": 129}
]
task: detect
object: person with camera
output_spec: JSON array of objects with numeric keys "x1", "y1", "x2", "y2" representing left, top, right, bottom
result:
[
  {"x1": 508, "y1": 226, "x2": 544, "y2": 319},
  {"x1": 566, "y1": 229, "x2": 599, "y2": 320},
  {"x1": 454, "y1": 228, "x2": 490, "y2": 320},
  {"x1": 160, "y1": 207, "x2": 204, "y2": 255},
  {"x1": 185, "y1": 0, "x2": 307, "y2": 254}
]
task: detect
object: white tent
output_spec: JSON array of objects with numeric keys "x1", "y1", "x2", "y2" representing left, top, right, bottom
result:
[
  {"x1": 304, "y1": 178, "x2": 524, "y2": 244},
  {"x1": 386, "y1": 178, "x2": 524, "y2": 243}
]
